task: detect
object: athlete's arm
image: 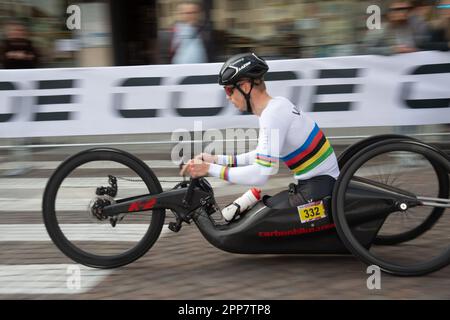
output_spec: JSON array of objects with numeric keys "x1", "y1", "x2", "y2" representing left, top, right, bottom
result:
[
  {"x1": 194, "y1": 150, "x2": 256, "y2": 167},
  {"x1": 208, "y1": 162, "x2": 272, "y2": 185},
  {"x1": 216, "y1": 150, "x2": 257, "y2": 167},
  {"x1": 208, "y1": 103, "x2": 289, "y2": 185}
]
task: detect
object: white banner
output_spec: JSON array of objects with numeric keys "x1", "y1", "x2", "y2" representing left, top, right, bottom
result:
[{"x1": 0, "y1": 51, "x2": 449, "y2": 138}]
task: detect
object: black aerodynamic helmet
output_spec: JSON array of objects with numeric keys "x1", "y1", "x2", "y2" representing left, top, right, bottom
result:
[{"x1": 218, "y1": 52, "x2": 269, "y2": 86}]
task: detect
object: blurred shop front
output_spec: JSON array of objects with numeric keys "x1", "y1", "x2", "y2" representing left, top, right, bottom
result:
[
  {"x1": 0, "y1": 0, "x2": 386, "y2": 68},
  {"x1": 0, "y1": 0, "x2": 76, "y2": 67},
  {"x1": 0, "y1": 0, "x2": 159, "y2": 67},
  {"x1": 0, "y1": 0, "x2": 115, "y2": 67},
  {"x1": 157, "y1": 0, "x2": 371, "y2": 61}
]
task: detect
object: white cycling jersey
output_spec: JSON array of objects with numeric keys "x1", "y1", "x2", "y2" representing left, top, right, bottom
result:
[{"x1": 208, "y1": 96, "x2": 340, "y2": 185}]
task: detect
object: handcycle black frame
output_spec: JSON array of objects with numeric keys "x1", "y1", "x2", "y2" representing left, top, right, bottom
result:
[{"x1": 42, "y1": 135, "x2": 450, "y2": 275}]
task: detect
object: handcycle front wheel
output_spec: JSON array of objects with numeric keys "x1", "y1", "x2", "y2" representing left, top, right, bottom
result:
[
  {"x1": 42, "y1": 148, "x2": 166, "y2": 269},
  {"x1": 332, "y1": 140, "x2": 450, "y2": 276}
]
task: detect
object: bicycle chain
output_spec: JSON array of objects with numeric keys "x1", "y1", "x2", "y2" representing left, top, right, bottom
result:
[
  {"x1": 115, "y1": 176, "x2": 143, "y2": 183},
  {"x1": 116, "y1": 176, "x2": 184, "y2": 184}
]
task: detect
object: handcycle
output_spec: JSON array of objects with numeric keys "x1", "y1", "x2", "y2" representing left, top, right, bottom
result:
[{"x1": 42, "y1": 135, "x2": 450, "y2": 276}]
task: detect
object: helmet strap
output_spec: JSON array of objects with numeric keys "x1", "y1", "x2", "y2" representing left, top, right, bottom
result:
[{"x1": 235, "y1": 79, "x2": 255, "y2": 114}]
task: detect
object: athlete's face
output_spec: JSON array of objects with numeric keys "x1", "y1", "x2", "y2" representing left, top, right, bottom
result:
[{"x1": 224, "y1": 80, "x2": 252, "y2": 112}]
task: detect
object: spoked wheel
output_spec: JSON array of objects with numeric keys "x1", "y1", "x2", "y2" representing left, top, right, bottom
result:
[
  {"x1": 339, "y1": 136, "x2": 447, "y2": 245},
  {"x1": 374, "y1": 156, "x2": 448, "y2": 245},
  {"x1": 42, "y1": 148, "x2": 166, "y2": 268},
  {"x1": 332, "y1": 140, "x2": 450, "y2": 276},
  {"x1": 337, "y1": 134, "x2": 417, "y2": 169}
]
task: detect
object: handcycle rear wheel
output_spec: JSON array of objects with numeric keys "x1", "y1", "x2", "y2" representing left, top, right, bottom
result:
[
  {"x1": 333, "y1": 140, "x2": 450, "y2": 276},
  {"x1": 338, "y1": 134, "x2": 448, "y2": 246},
  {"x1": 42, "y1": 148, "x2": 166, "y2": 269}
]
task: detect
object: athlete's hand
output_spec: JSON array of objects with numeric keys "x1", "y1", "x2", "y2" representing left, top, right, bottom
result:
[
  {"x1": 179, "y1": 163, "x2": 189, "y2": 177},
  {"x1": 179, "y1": 159, "x2": 210, "y2": 178},
  {"x1": 194, "y1": 153, "x2": 217, "y2": 164}
]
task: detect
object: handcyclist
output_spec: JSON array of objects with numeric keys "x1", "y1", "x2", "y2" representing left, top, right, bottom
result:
[{"x1": 181, "y1": 52, "x2": 340, "y2": 211}]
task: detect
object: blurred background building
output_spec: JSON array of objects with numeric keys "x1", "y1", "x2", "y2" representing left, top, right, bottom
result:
[
  {"x1": 4, "y1": 0, "x2": 444, "y2": 68},
  {"x1": 0, "y1": 0, "x2": 448, "y2": 171},
  {"x1": 0, "y1": 0, "x2": 448, "y2": 67}
]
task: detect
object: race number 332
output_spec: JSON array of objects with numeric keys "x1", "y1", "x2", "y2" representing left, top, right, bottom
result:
[{"x1": 297, "y1": 201, "x2": 326, "y2": 223}]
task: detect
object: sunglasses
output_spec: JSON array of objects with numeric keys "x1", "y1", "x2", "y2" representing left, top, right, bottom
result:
[
  {"x1": 223, "y1": 81, "x2": 247, "y2": 96},
  {"x1": 224, "y1": 85, "x2": 236, "y2": 96}
]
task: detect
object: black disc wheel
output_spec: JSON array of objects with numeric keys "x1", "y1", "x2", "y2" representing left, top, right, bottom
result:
[
  {"x1": 332, "y1": 140, "x2": 450, "y2": 276},
  {"x1": 42, "y1": 148, "x2": 166, "y2": 268}
]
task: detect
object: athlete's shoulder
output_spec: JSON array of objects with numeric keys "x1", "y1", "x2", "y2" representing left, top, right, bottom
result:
[
  {"x1": 263, "y1": 96, "x2": 295, "y2": 116},
  {"x1": 272, "y1": 96, "x2": 295, "y2": 107}
]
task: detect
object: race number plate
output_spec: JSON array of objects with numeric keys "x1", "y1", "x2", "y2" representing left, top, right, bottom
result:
[{"x1": 297, "y1": 200, "x2": 327, "y2": 223}]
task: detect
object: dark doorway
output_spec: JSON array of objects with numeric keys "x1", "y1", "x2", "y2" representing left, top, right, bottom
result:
[{"x1": 110, "y1": 0, "x2": 158, "y2": 66}]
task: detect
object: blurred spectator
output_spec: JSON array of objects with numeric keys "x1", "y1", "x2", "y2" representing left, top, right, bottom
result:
[
  {"x1": 0, "y1": 19, "x2": 38, "y2": 176},
  {"x1": 409, "y1": 0, "x2": 435, "y2": 49},
  {"x1": 362, "y1": 0, "x2": 418, "y2": 55},
  {"x1": 0, "y1": 19, "x2": 39, "y2": 69},
  {"x1": 158, "y1": 1, "x2": 210, "y2": 64},
  {"x1": 423, "y1": 0, "x2": 450, "y2": 51},
  {"x1": 276, "y1": 19, "x2": 300, "y2": 59},
  {"x1": 430, "y1": 1, "x2": 450, "y2": 139},
  {"x1": 361, "y1": 1, "x2": 429, "y2": 143}
]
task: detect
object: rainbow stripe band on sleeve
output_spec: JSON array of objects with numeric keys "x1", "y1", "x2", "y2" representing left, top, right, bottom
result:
[
  {"x1": 281, "y1": 124, "x2": 334, "y2": 176},
  {"x1": 255, "y1": 153, "x2": 278, "y2": 168},
  {"x1": 227, "y1": 155, "x2": 237, "y2": 167},
  {"x1": 220, "y1": 166, "x2": 229, "y2": 181}
]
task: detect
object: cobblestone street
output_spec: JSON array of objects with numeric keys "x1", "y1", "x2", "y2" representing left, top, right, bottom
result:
[{"x1": 0, "y1": 142, "x2": 448, "y2": 299}]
